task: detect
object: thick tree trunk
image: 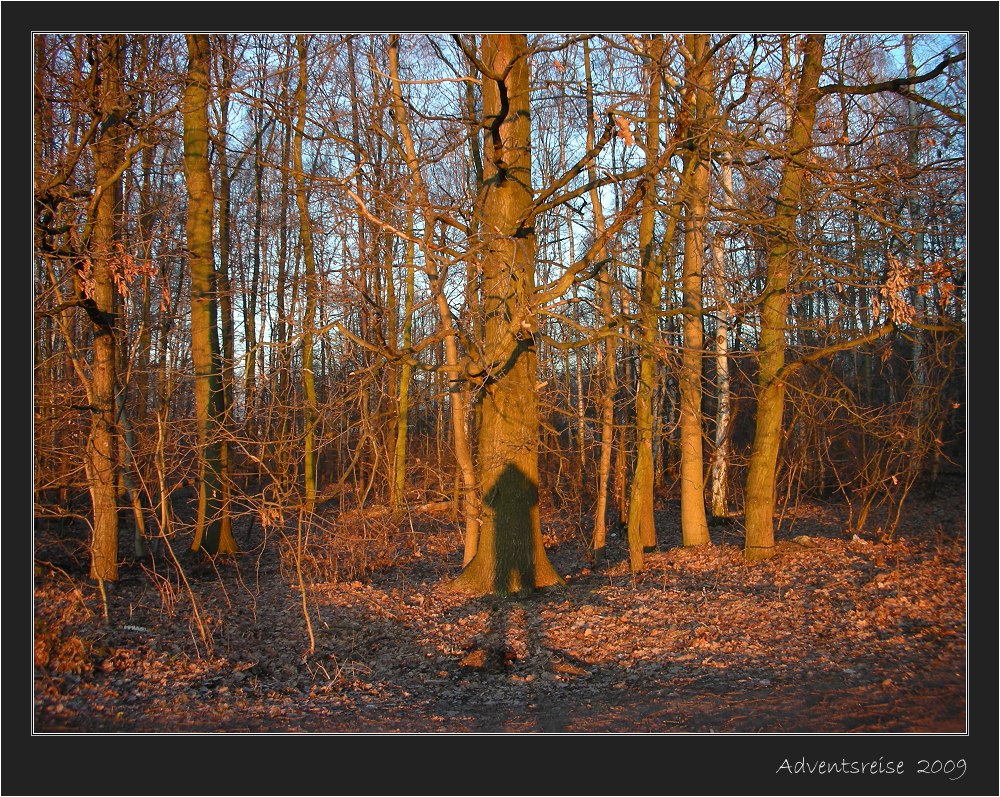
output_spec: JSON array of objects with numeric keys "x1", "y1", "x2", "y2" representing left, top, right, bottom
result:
[
  {"x1": 744, "y1": 34, "x2": 825, "y2": 562},
  {"x1": 184, "y1": 33, "x2": 236, "y2": 555},
  {"x1": 346, "y1": 38, "x2": 380, "y2": 500},
  {"x1": 678, "y1": 33, "x2": 712, "y2": 547},
  {"x1": 449, "y1": 34, "x2": 562, "y2": 596},
  {"x1": 85, "y1": 34, "x2": 127, "y2": 583}
]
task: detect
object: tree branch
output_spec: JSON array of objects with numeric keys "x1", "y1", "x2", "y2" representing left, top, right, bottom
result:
[{"x1": 818, "y1": 51, "x2": 966, "y2": 123}]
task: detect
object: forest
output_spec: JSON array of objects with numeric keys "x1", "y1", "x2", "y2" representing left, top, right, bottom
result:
[{"x1": 32, "y1": 32, "x2": 969, "y2": 748}]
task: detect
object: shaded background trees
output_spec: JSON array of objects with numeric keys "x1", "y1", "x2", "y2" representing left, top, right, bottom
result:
[{"x1": 33, "y1": 33, "x2": 966, "y2": 602}]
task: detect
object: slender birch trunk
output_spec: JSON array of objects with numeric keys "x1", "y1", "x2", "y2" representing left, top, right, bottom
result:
[{"x1": 709, "y1": 155, "x2": 733, "y2": 518}]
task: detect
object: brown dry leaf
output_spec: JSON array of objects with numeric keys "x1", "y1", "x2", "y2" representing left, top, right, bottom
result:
[
  {"x1": 614, "y1": 115, "x2": 635, "y2": 147},
  {"x1": 553, "y1": 660, "x2": 590, "y2": 677}
]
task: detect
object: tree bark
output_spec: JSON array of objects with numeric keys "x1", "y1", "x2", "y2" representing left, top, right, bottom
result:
[
  {"x1": 184, "y1": 33, "x2": 236, "y2": 555},
  {"x1": 626, "y1": 34, "x2": 666, "y2": 571},
  {"x1": 710, "y1": 148, "x2": 736, "y2": 518},
  {"x1": 211, "y1": 35, "x2": 236, "y2": 546},
  {"x1": 903, "y1": 34, "x2": 931, "y2": 480},
  {"x1": 678, "y1": 33, "x2": 712, "y2": 547},
  {"x1": 293, "y1": 34, "x2": 319, "y2": 511},
  {"x1": 449, "y1": 34, "x2": 562, "y2": 596},
  {"x1": 273, "y1": 44, "x2": 294, "y2": 482},
  {"x1": 584, "y1": 37, "x2": 616, "y2": 565},
  {"x1": 744, "y1": 34, "x2": 825, "y2": 562},
  {"x1": 390, "y1": 233, "x2": 416, "y2": 516},
  {"x1": 85, "y1": 34, "x2": 127, "y2": 583}
]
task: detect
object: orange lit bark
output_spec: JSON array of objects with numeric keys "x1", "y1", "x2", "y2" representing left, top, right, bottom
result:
[
  {"x1": 744, "y1": 35, "x2": 826, "y2": 562},
  {"x1": 449, "y1": 34, "x2": 562, "y2": 596},
  {"x1": 184, "y1": 34, "x2": 236, "y2": 555}
]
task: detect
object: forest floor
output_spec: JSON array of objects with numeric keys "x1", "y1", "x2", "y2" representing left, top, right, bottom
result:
[{"x1": 33, "y1": 476, "x2": 967, "y2": 737}]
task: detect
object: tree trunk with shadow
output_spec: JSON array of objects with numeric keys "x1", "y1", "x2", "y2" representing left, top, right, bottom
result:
[{"x1": 448, "y1": 34, "x2": 562, "y2": 597}]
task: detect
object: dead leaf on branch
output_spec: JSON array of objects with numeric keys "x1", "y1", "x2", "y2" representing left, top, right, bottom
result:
[{"x1": 614, "y1": 115, "x2": 635, "y2": 147}]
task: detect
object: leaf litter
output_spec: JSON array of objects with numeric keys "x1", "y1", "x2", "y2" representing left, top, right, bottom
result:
[{"x1": 33, "y1": 478, "x2": 966, "y2": 734}]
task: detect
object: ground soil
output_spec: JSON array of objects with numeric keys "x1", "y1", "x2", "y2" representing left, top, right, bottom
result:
[{"x1": 33, "y1": 477, "x2": 967, "y2": 741}]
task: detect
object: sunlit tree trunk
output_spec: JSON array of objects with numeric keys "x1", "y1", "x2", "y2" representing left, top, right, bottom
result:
[
  {"x1": 744, "y1": 34, "x2": 825, "y2": 562},
  {"x1": 626, "y1": 34, "x2": 666, "y2": 572},
  {"x1": 457, "y1": 42, "x2": 491, "y2": 560},
  {"x1": 84, "y1": 34, "x2": 128, "y2": 583},
  {"x1": 678, "y1": 33, "x2": 712, "y2": 547},
  {"x1": 584, "y1": 37, "x2": 616, "y2": 564},
  {"x1": 184, "y1": 33, "x2": 236, "y2": 555},
  {"x1": 450, "y1": 34, "x2": 562, "y2": 596},
  {"x1": 390, "y1": 233, "x2": 416, "y2": 516}
]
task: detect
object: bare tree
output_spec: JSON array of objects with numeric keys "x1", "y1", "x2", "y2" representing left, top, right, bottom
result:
[
  {"x1": 184, "y1": 34, "x2": 236, "y2": 554},
  {"x1": 449, "y1": 34, "x2": 564, "y2": 595}
]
